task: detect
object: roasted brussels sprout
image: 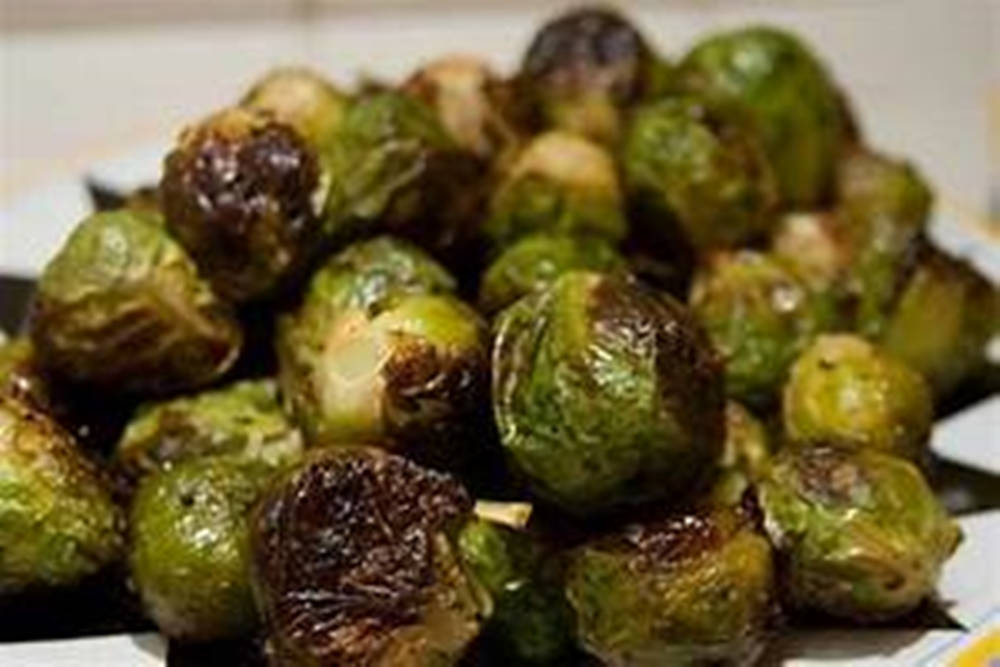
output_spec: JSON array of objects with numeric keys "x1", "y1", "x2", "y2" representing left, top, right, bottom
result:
[
  {"x1": 758, "y1": 447, "x2": 961, "y2": 621},
  {"x1": 521, "y1": 7, "x2": 655, "y2": 144},
  {"x1": 837, "y1": 146, "x2": 932, "y2": 234},
  {"x1": 770, "y1": 211, "x2": 851, "y2": 293},
  {"x1": 161, "y1": 107, "x2": 325, "y2": 303},
  {"x1": 622, "y1": 97, "x2": 778, "y2": 249},
  {"x1": 324, "y1": 92, "x2": 485, "y2": 257},
  {"x1": 484, "y1": 131, "x2": 626, "y2": 249},
  {"x1": 493, "y1": 271, "x2": 725, "y2": 513},
  {"x1": 784, "y1": 335, "x2": 932, "y2": 464},
  {"x1": 709, "y1": 401, "x2": 771, "y2": 507},
  {"x1": 0, "y1": 395, "x2": 124, "y2": 593},
  {"x1": 115, "y1": 379, "x2": 303, "y2": 480},
  {"x1": 689, "y1": 250, "x2": 839, "y2": 408},
  {"x1": 241, "y1": 67, "x2": 349, "y2": 154},
  {"x1": 679, "y1": 27, "x2": 844, "y2": 208},
  {"x1": 477, "y1": 233, "x2": 627, "y2": 315},
  {"x1": 878, "y1": 248, "x2": 998, "y2": 396},
  {"x1": 403, "y1": 55, "x2": 526, "y2": 166},
  {"x1": 457, "y1": 518, "x2": 574, "y2": 663},
  {"x1": 129, "y1": 456, "x2": 273, "y2": 641},
  {"x1": 250, "y1": 447, "x2": 488, "y2": 665},
  {"x1": 31, "y1": 209, "x2": 242, "y2": 395},
  {"x1": 565, "y1": 507, "x2": 776, "y2": 665}
]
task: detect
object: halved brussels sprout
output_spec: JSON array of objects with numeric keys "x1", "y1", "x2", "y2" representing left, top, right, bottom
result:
[
  {"x1": 241, "y1": 67, "x2": 349, "y2": 154},
  {"x1": 250, "y1": 447, "x2": 488, "y2": 665},
  {"x1": 709, "y1": 401, "x2": 771, "y2": 507},
  {"x1": 484, "y1": 131, "x2": 626, "y2": 249},
  {"x1": 115, "y1": 379, "x2": 303, "y2": 480},
  {"x1": 689, "y1": 250, "x2": 839, "y2": 408},
  {"x1": 784, "y1": 335, "x2": 932, "y2": 464},
  {"x1": 457, "y1": 518, "x2": 574, "y2": 664},
  {"x1": 678, "y1": 27, "x2": 844, "y2": 208},
  {"x1": 31, "y1": 209, "x2": 242, "y2": 395},
  {"x1": 324, "y1": 92, "x2": 485, "y2": 257},
  {"x1": 403, "y1": 55, "x2": 526, "y2": 166},
  {"x1": 758, "y1": 447, "x2": 961, "y2": 621},
  {"x1": 521, "y1": 7, "x2": 655, "y2": 144},
  {"x1": 0, "y1": 395, "x2": 124, "y2": 593},
  {"x1": 622, "y1": 97, "x2": 778, "y2": 249},
  {"x1": 477, "y1": 233, "x2": 627, "y2": 315},
  {"x1": 129, "y1": 455, "x2": 273, "y2": 641},
  {"x1": 161, "y1": 107, "x2": 325, "y2": 303},
  {"x1": 565, "y1": 507, "x2": 776, "y2": 666},
  {"x1": 493, "y1": 271, "x2": 725, "y2": 514}
]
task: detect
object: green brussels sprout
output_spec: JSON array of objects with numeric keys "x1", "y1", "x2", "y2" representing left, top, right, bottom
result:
[
  {"x1": 678, "y1": 27, "x2": 844, "y2": 208},
  {"x1": 0, "y1": 395, "x2": 124, "y2": 593},
  {"x1": 622, "y1": 97, "x2": 778, "y2": 249},
  {"x1": 402, "y1": 55, "x2": 527, "y2": 166},
  {"x1": 457, "y1": 518, "x2": 574, "y2": 663},
  {"x1": 565, "y1": 508, "x2": 776, "y2": 666},
  {"x1": 783, "y1": 335, "x2": 932, "y2": 464},
  {"x1": 878, "y1": 248, "x2": 998, "y2": 396},
  {"x1": 757, "y1": 446, "x2": 962, "y2": 621},
  {"x1": 250, "y1": 447, "x2": 488, "y2": 666},
  {"x1": 521, "y1": 7, "x2": 655, "y2": 145},
  {"x1": 278, "y1": 242, "x2": 488, "y2": 467},
  {"x1": 493, "y1": 271, "x2": 725, "y2": 513},
  {"x1": 129, "y1": 456, "x2": 273, "y2": 641},
  {"x1": 837, "y1": 146, "x2": 932, "y2": 234},
  {"x1": 241, "y1": 67, "x2": 349, "y2": 154},
  {"x1": 0, "y1": 337, "x2": 53, "y2": 412},
  {"x1": 324, "y1": 92, "x2": 485, "y2": 257},
  {"x1": 484, "y1": 131, "x2": 627, "y2": 249},
  {"x1": 689, "y1": 250, "x2": 839, "y2": 408},
  {"x1": 31, "y1": 209, "x2": 242, "y2": 395},
  {"x1": 477, "y1": 233, "x2": 627, "y2": 315},
  {"x1": 161, "y1": 107, "x2": 325, "y2": 303},
  {"x1": 115, "y1": 379, "x2": 303, "y2": 480},
  {"x1": 709, "y1": 401, "x2": 771, "y2": 507}
]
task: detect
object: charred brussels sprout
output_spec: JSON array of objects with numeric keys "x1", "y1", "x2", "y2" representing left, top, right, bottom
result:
[
  {"x1": 129, "y1": 456, "x2": 273, "y2": 641},
  {"x1": 689, "y1": 250, "x2": 838, "y2": 408},
  {"x1": 241, "y1": 67, "x2": 349, "y2": 154},
  {"x1": 837, "y1": 146, "x2": 932, "y2": 234},
  {"x1": 478, "y1": 233, "x2": 627, "y2": 315},
  {"x1": 565, "y1": 508, "x2": 776, "y2": 666},
  {"x1": 324, "y1": 92, "x2": 484, "y2": 257},
  {"x1": 161, "y1": 107, "x2": 324, "y2": 303},
  {"x1": 521, "y1": 7, "x2": 655, "y2": 144},
  {"x1": 250, "y1": 447, "x2": 488, "y2": 665},
  {"x1": 679, "y1": 27, "x2": 844, "y2": 208},
  {"x1": 403, "y1": 55, "x2": 526, "y2": 166},
  {"x1": 0, "y1": 395, "x2": 123, "y2": 593},
  {"x1": 784, "y1": 335, "x2": 932, "y2": 464},
  {"x1": 484, "y1": 132, "x2": 626, "y2": 248},
  {"x1": 493, "y1": 271, "x2": 725, "y2": 513},
  {"x1": 115, "y1": 379, "x2": 303, "y2": 480},
  {"x1": 758, "y1": 447, "x2": 961, "y2": 621},
  {"x1": 622, "y1": 97, "x2": 778, "y2": 249},
  {"x1": 457, "y1": 518, "x2": 574, "y2": 663},
  {"x1": 31, "y1": 209, "x2": 242, "y2": 395},
  {"x1": 710, "y1": 401, "x2": 771, "y2": 507}
]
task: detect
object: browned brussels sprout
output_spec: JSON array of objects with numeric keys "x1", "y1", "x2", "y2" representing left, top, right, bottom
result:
[
  {"x1": 758, "y1": 447, "x2": 962, "y2": 621},
  {"x1": 770, "y1": 211, "x2": 852, "y2": 294},
  {"x1": 521, "y1": 7, "x2": 656, "y2": 144},
  {"x1": 403, "y1": 55, "x2": 527, "y2": 166},
  {"x1": 249, "y1": 447, "x2": 489, "y2": 665},
  {"x1": 115, "y1": 379, "x2": 303, "y2": 480},
  {"x1": 565, "y1": 507, "x2": 776, "y2": 665},
  {"x1": 709, "y1": 401, "x2": 771, "y2": 507},
  {"x1": 784, "y1": 335, "x2": 933, "y2": 464},
  {"x1": 622, "y1": 96, "x2": 778, "y2": 249},
  {"x1": 493, "y1": 271, "x2": 725, "y2": 514},
  {"x1": 484, "y1": 131, "x2": 627, "y2": 249},
  {"x1": 31, "y1": 209, "x2": 242, "y2": 395},
  {"x1": 161, "y1": 107, "x2": 325, "y2": 303},
  {"x1": 837, "y1": 146, "x2": 932, "y2": 234},
  {"x1": 689, "y1": 250, "x2": 839, "y2": 409},
  {"x1": 0, "y1": 395, "x2": 124, "y2": 593}
]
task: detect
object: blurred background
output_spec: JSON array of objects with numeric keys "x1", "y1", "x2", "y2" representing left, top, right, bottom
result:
[{"x1": 1, "y1": 0, "x2": 998, "y2": 263}]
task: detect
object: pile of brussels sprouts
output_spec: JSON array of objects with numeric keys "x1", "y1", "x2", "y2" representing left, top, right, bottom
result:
[{"x1": 2, "y1": 7, "x2": 997, "y2": 666}]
